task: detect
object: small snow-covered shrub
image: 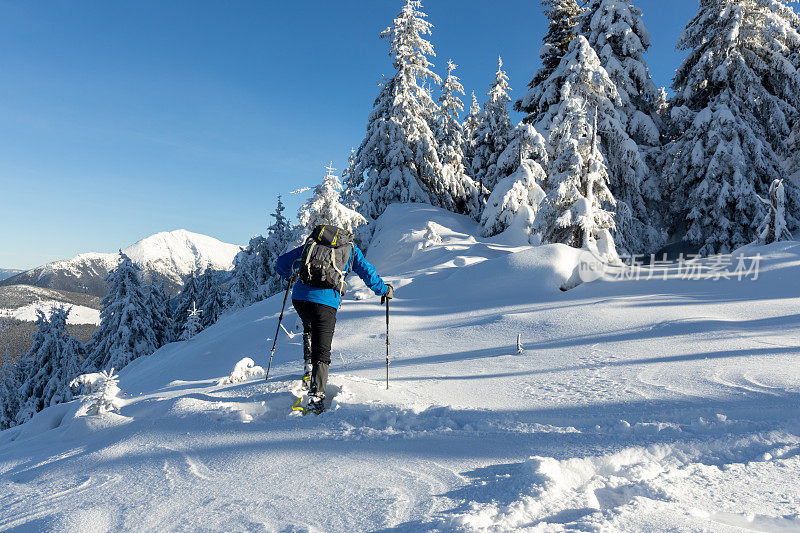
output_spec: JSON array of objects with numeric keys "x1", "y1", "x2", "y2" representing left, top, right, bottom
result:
[
  {"x1": 217, "y1": 358, "x2": 265, "y2": 386},
  {"x1": 70, "y1": 369, "x2": 125, "y2": 416}
]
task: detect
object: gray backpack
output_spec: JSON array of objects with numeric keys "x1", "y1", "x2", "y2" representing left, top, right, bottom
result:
[{"x1": 298, "y1": 225, "x2": 354, "y2": 295}]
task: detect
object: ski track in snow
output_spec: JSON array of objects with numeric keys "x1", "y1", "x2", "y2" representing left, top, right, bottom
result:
[{"x1": 1, "y1": 205, "x2": 800, "y2": 531}]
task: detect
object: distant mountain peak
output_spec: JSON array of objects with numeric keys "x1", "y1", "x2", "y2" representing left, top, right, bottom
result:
[{"x1": 1, "y1": 231, "x2": 242, "y2": 297}]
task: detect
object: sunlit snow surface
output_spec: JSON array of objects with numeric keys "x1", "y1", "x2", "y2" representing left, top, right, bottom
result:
[{"x1": 1, "y1": 204, "x2": 798, "y2": 531}]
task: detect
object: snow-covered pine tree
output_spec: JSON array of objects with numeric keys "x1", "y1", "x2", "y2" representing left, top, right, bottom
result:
[
  {"x1": 180, "y1": 301, "x2": 203, "y2": 341},
  {"x1": 434, "y1": 60, "x2": 480, "y2": 216},
  {"x1": 226, "y1": 195, "x2": 296, "y2": 309},
  {"x1": 515, "y1": 0, "x2": 583, "y2": 126},
  {"x1": 481, "y1": 123, "x2": 549, "y2": 237},
  {"x1": 462, "y1": 91, "x2": 481, "y2": 175},
  {"x1": 471, "y1": 57, "x2": 514, "y2": 201},
  {"x1": 0, "y1": 356, "x2": 23, "y2": 429},
  {"x1": 534, "y1": 106, "x2": 618, "y2": 261},
  {"x1": 663, "y1": 0, "x2": 800, "y2": 255},
  {"x1": 351, "y1": 0, "x2": 447, "y2": 219},
  {"x1": 83, "y1": 252, "x2": 158, "y2": 372},
  {"x1": 757, "y1": 179, "x2": 793, "y2": 244},
  {"x1": 578, "y1": 0, "x2": 665, "y2": 236},
  {"x1": 15, "y1": 307, "x2": 84, "y2": 424},
  {"x1": 340, "y1": 148, "x2": 360, "y2": 210},
  {"x1": 298, "y1": 163, "x2": 368, "y2": 237},
  {"x1": 197, "y1": 270, "x2": 224, "y2": 328},
  {"x1": 226, "y1": 243, "x2": 259, "y2": 309},
  {"x1": 529, "y1": 35, "x2": 657, "y2": 255},
  {"x1": 578, "y1": 0, "x2": 661, "y2": 147},
  {"x1": 172, "y1": 270, "x2": 201, "y2": 339},
  {"x1": 147, "y1": 281, "x2": 173, "y2": 348}
]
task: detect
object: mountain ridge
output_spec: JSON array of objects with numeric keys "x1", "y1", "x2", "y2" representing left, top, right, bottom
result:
[{"x1": 1, "y1": 229, "x2": 241, "y2": 297}]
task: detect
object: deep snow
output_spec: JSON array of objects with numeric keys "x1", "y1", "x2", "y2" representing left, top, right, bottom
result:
[{"x1": 0, "y1": 204, "x2": 798, "y2": 532}]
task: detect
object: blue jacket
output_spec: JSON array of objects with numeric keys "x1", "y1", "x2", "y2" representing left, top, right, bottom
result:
[{"x1": 276, "y1": 243, "x2": 388, "y2": 309}]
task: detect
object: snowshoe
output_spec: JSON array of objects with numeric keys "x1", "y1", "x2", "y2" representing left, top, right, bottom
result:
[{"x1": 306, "y1": 394, "x2": 325, "y2": 415}]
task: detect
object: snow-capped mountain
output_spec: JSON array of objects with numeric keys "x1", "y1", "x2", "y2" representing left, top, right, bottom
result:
[
  {"x1": 0, "y1": 269, "x2": 22, "y2": 282},
  {"x1": 0, "y1": 230, "x2": 241, "y2": 297}
]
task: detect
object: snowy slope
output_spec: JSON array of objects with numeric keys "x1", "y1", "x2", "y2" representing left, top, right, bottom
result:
[
  {"x1": 0, "y1": 230, "x2": 241, "y2": 297},
  {"x1": 1, "y1": 205, "x2": 799, "y2": 532},
  {"x1": 0, "y1": 285, "x2": 101, "y2": 325}
]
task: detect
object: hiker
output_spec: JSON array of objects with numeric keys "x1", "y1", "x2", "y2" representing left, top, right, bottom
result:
[{"x1": 276, "y1": 225, "x2": 393, "y2": 414}]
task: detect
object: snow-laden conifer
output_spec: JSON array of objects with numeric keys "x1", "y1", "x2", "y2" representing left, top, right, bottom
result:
[
  {"x1": 434, "y1": 60, "x2": 480, "y2": 216},
  {"x1": 173, "y1": 271, "x2": 200, "y2": 339},
  {"x1": 147, "y1": 282, "x2": 173, "y2": 348},
  {"x1": 180, "y1": 302, "x2": 203, "y2": 341},
  {"x1": 341, "y1": 148, "x2": 360, "y2": 210},
  {"x1": 197, "y1": 270, "x2": 224, "y2": 329},
  {"x1": 298, "y1": 163, "x2": 367, "y2": 237},
  {"x1": 515, "y1": 0, "x2": 583, "y2": 125},
  {"x1": 481, "y1": 123, "x2": 549, "y2": 237},
  {"x1": 0, "y1": 357, "x2": 24, "y2": 429},
  {"x1": 578, "y1": 0, "x2": 661, "y2": 146},
  {"x1": 15, "y1": 307, "x2": 84, "y2": 424},
  {"x1": 757, "y1": 179, "x2": 793, "y2": 244},
  {"x1": 530, "y1": 36, "x2": 658, "y2": 255},
  {"x1": 352, "y1": 0, "x2": 445, "y2": 219},
  {"x1": 70, "y1": 369, "x2": 124, "y2": 416},
  {"x1": 663, "y1": 0, "x2": 800, "y2": 254},
  {"x1": 534, "y1": 106, "x2": 618, "y2": 262},
  {"x1": 462, "y1": 91, "x2": 481, "y2": 175},
  {"x1": 84, "y1": 252, "x2": 158, "y2": 372},
  {"x1": 472, "y1": 57, "x2": 513, "y2": 200},
  {"x1": 227, "y1": 196, "x2": 296, "y2": 309}
]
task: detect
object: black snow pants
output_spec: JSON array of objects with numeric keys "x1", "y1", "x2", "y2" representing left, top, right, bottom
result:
[{"x1": 292, "y1": 299, "x2": 337, "y2": 397}]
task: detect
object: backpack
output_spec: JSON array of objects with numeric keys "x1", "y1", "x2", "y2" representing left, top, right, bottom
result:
[{"x1": 297, "y1": 225, "x2": 354, "y2": 295}]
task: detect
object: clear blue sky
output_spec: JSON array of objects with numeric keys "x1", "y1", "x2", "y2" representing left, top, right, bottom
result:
[{"x1": 0, "y1": 0, "x2": 698, "y2": 270}]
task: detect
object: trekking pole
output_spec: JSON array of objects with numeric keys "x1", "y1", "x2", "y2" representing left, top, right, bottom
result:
[
  {"x1": 266, "y1": 275, "x2": 295, "y2": 382},
  {"x1": 385, "y1": 298, "x2": 390, "y2": 390}
]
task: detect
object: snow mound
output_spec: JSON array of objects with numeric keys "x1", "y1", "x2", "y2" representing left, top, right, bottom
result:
[{"x1": 217, "y1": 358, "x2": 266, "y2": 385}]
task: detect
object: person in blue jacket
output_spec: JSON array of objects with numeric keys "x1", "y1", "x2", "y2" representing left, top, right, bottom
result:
[{"x1": 276, "y1": 238, "x2": 393, "y2": 413}]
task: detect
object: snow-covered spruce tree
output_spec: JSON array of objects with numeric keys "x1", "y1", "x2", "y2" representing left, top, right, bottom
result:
[
  {"x1": 197, "y1": 269, "x2": 224, "y2": 329},
  {"x1": 462, "y1": 91, "x2": 481, "y2": 175},
  {"x1": 147, "y1": 281, "x2": 173, "y2": 348},
  {"x1": 340, "y1": 148, "x2": 360, "y2": 210},
  {"x1": 534, "y1": 106, "x2": 618, "y2": 262},
  {"x1": 515, "y1": 0, "x2": 583, "y2": 126},
  {"x1": 298, "y1": 164, "x2": 367, "y2": 237},
  {"x1": 434, "y1": 60, "x2": 480, "y2": 216},
  {"x1": 352, "y1": 0, "x2": 451, "y2": 219},
  {"x1": 471, "y1": 57, "x2": 513, "y2": 201},
  {"x1": 578, "y1": 0, "x2": 665, "y2": 233},
  {"x1": 84, "y1": 252, "x2": 158, "y2": 372},
  {"x1": 481, "y1": 123, "x2": 549, "y2": 237},
  {"x1": 227, "y1": 195, "x2": 296, "y2": 309},
  {"x1": 172, "y1": 270, "x2": 200, "y2": 339},
  {"x1": 578, "y1": 0, "x2": 662, "y2": 147},
  {"x1": 530, "y1": 36, "x2": 658, "y2": 255},
  {"x1": 663, "y1": 0, "x2": 800, "y2": 254},
  {"x1": 0, "y1": 356, "x2": 24, "y2": 429},
  {"x1": 757, "y1": 179, "x2": 793, "y2": 244},
  {"x1": 15, "y1": 307, "x2": 84, "y2": 424},
  {"x1": 180, "y1": 302, "x2": 203, "y2": 341}
]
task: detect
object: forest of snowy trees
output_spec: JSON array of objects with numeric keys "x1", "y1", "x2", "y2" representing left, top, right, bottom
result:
[{"x1": 2, "y1": 0, "x2": 800, "y2": 429}]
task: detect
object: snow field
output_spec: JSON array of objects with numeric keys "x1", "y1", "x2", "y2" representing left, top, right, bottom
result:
[
  {"x1": 1, "y1": 301, "x2": 100, "y2": 325},
  {"x1": 0, "y1": 204, "x2": 799, "y2": 531}
]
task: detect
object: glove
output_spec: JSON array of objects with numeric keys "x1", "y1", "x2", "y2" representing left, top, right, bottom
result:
[{"x1": 381, "y1": 284, "x2": 394, "y2": 304}]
